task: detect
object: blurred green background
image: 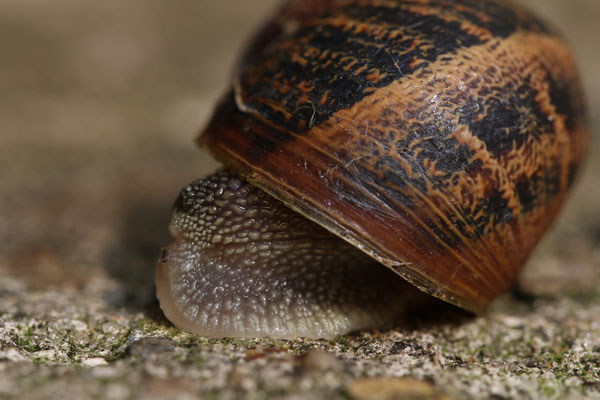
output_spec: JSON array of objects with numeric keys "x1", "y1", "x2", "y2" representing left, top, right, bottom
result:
[{"x1": 0, "y1": 0, "x2": 597, "y2": 301}]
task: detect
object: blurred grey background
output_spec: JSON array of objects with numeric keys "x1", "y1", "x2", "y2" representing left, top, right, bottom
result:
[{"x1": 0, "y1": 0, "x2": 598, "y2": 300}]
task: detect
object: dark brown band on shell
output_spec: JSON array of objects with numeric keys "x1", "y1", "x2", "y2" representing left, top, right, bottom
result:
[{"x1": 199, "y1": 0, "x2": 588, "y2": 312}]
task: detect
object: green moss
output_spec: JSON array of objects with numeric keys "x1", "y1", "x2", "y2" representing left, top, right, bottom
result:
[
  {"x1": 540, "y1": 385, "x2": 556, "y2": 397},
  {"x1": 333, "y1": 335, "x2": 351, "y2": 348},
  {"x1": 14, "y1": 326, "x2": 37, "y2": 352},
  {"x1": 129, "y1": 318, "x2": 170, "y2": 335}
]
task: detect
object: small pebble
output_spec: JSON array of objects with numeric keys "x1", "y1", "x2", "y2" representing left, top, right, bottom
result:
[
  {"x1": 300, "y1": 349, "x2": 338, "y2": 371},
  {"x1": 82, "y1": 357, "x2": 108, "y2": 367},
  {"x1": 0, "y1": 348, "x2": 28, "y2": 362},
  {"x1": 347, "y1": 378, "x2": 449, "y2": 400},
  {"x1": 126, "y1": 337, "x2": 175, "y2": 357}
]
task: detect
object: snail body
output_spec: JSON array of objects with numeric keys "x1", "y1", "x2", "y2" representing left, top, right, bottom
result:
[{"x1": 156, "y1": 0, "x2": 588, "y2": 339}]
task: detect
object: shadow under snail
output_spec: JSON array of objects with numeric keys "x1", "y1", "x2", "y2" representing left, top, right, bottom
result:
[{"x1": 155, "y1": 0, "x2": 588, "y2": 339}]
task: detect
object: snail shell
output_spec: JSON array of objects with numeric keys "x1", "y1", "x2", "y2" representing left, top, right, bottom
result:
[{"x1": 156, "y1": 0, "x2": 588, "y2": 338}]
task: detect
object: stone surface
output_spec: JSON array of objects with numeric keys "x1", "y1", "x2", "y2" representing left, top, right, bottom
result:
[{"x1": 1, "y1": 0, "x2": 599, "y2": 399}]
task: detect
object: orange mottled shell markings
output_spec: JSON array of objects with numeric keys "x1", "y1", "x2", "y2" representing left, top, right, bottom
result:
[{"x1": 198, "y1": 0, "x2": 588, "y2": 312}]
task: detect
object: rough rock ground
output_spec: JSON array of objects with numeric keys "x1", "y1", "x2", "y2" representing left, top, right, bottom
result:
[{"x1": 1, "y1": 0, "x2": 599, "y2": 399}]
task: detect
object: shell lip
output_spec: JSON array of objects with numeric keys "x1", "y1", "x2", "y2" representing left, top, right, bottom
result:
[{"x1": 197, "y1": 134, "x2": 488, "y2": 314}]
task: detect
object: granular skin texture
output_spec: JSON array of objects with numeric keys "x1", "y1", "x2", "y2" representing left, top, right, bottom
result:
[{"x1": 157, "y1": 170, "x2": 431, "y2": 339}]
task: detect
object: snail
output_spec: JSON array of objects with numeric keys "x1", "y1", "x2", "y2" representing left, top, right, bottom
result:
[{"x1": 156, "y1": 0, "x2": 588, "y2": 339}]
